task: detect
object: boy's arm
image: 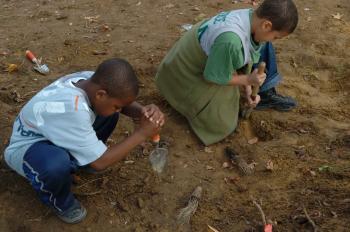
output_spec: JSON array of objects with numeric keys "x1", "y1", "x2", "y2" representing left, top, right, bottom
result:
[
  {"x1": 90, "y1": 115, "x2": 158, "y2": 171},
  {"x1": 227, "y1": 73, "x2": 250, "y2": 86},
  {"x1": 227, "y1": 68, "x2": 266, "y2": 86},
  {"x1": 121, "y1": 102, "x2": 165, "y2": 126},
  {"x1": 120, "y1": 101, "x2": 144, "y2": 118}
]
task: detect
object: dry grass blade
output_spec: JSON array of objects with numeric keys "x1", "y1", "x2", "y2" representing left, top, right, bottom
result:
[
  {"x1": 208, "y1": 224, "x2": 220, "y2": 232},
  {"x1": 252, "y1": 199, "x2": 267, "y2": 225},
  {"x1": 176, "y1": 186, "x2": 202, "y2": 226},
  {"x1": 303, "y1": 207, "x2": 318, "y2": 232}
]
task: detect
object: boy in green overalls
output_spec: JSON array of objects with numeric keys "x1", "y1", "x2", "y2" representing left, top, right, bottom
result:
[{"x1": 155, "y1": 0, "x2": 298, "y2": 145}]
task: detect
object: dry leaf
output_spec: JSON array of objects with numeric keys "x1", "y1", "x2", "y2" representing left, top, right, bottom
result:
[
  {"x1": 332, "y1": 13, "x2": 343, "y2": 20},
  {"x1": 195, "y1": 13, "x2": 206, "y2": 22},
  {"x1": 265, "y1": 160, "x2": 274, "y2": 171},
  {"x1": 247, "y1": 161, "x2": 258, "y2": 170},
  {"x1": 309, "y1": 170, "x2": 316, "y2": 176},
  {"x1": 6, "y1": 63, "x2": 18, "y2": 73},
  {"x1": 100, "y1": 24, "x2": 111, "y2": 32}
]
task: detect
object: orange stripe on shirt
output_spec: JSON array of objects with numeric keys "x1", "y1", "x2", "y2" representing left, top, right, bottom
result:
[{"x1": 74, "y1": 95, "x2": 79, "y2": 111}]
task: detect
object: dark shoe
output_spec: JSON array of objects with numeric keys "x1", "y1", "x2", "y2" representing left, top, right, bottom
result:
[
  {"x1": 256, "y1": 88, "x2": 297, "y2": 111},
  {"x1": 56, "y1": 199, "x2": 87, "y2": 224}
]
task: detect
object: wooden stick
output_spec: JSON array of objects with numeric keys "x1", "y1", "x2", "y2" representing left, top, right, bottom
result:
[
  {"x1": 252, "y1": 199, "x2": 267, "y2": 226},
  {"x1": 75, "y1": 190, "x2": 103, "y2": 196},
  {"x1": 242, "y1": 62, "x2": 266, "y2": 119},
  {"x1": 251, "y1": 62, "x2": 266, "y2": 100},
  {"x1": 303, "y1": 207, "x2": 318, "y2": 232}
]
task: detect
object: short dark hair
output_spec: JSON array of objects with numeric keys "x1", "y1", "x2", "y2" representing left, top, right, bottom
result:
[
  {"x1": 256, "y1": 0, "x2": 299, "y2": 33},
  {"x1": 91, "y1": 58, "x2": 139, "y2": 99}
]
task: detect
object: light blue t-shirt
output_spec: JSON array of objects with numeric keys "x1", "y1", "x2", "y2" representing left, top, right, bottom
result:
[{"x1": 4, "y1": 71, "x2": 107, "y2": 177}]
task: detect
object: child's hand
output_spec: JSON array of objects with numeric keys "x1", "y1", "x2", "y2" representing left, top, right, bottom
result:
[
  {"x1": 142, "y1": 104, "x2": 165, "y2": 127},
  {"x1": 136, "y1": 115, "x2": 160, "y2": 139},
  {"x1": 245, "y1": 86, "x2": 261, "y2": 107},
  {"x1": 247, "y1": 68, "x2": 266, "y2": 86}
]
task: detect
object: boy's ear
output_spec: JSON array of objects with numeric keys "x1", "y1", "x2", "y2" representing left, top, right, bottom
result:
[
  {"x1": 95, "y1": 89, "x2": 108, "y2": 100},
  {"x1": 262, "y1": 19, "x2": 273, "y2": 32}
]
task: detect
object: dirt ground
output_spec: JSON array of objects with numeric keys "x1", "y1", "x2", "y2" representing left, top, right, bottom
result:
[{"x1": 0, "y1": 0, "x2": 349, "y2": 231}]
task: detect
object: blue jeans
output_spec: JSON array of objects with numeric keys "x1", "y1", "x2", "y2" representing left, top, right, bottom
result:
[
  {"x1": 253, "y1": 42, "x2": 282, "y2": 93},
  {"x1": 22, "y1": 113, "x2": 119, "y2": 213}
]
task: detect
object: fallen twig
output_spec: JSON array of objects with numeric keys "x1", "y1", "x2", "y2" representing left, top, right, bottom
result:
[
  {"x1": 252, "y1": 199, "x2": 267, "y2": 225},
  {"x1": 74, "y1": 190, "x2": 103, "y2": 196},
  {"x1": 208, "y1": 224, "x2": 220, "y2": 232},
  {"x1": 303, "y1": 207, "x2": 318, "y2": 232},
  {"x1": 76, "y1": 176, "x2": 106, "y2": 189}
]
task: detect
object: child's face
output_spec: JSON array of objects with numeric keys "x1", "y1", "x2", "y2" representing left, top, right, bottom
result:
[
  {"x1": 254, "y1": 20, "x2": 289, "y2": 42},
  {"x1": 93, "y1": 91, "x2": 135, "y2": 116}
]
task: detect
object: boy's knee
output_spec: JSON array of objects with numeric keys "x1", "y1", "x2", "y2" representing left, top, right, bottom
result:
[{"x1": 44, "y1": 154, "x2": 71, "y2": 179}]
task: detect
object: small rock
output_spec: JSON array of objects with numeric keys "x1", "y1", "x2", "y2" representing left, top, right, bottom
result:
[
  {"x1": 206, "y1": 165, "x2": 215, "y2": 170},
  {"x1": 204, "y1": 147, "x2": 214, "y2": 153},
  {"x1": 137, "y1": 198, "x2": 145, "y2": 209},
  {"x1": 331, "y1": 211, "x2": 338, "y2": 218},
  {"x1": 222, "y1": 162, "x2": 231, "y2": 168},
  {"x1": 56, "y1": 14, "x2": 68, "y2": 20},
  {"x1": 295, "y1": 148, "x2": 306, "y2": 156},
  {"x1": 248, "y1": 137, "x2": 258, "y2": 145}
]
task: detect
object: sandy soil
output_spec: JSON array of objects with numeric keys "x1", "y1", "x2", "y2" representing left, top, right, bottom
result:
[{"x1": 0, "y1": 0, "x2": 349, "y2": 231}]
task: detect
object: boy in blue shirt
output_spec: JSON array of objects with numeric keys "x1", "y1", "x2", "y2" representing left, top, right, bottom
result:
[{"x1": 4, "y1": 58, "x2": 164, "y2": 223}]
